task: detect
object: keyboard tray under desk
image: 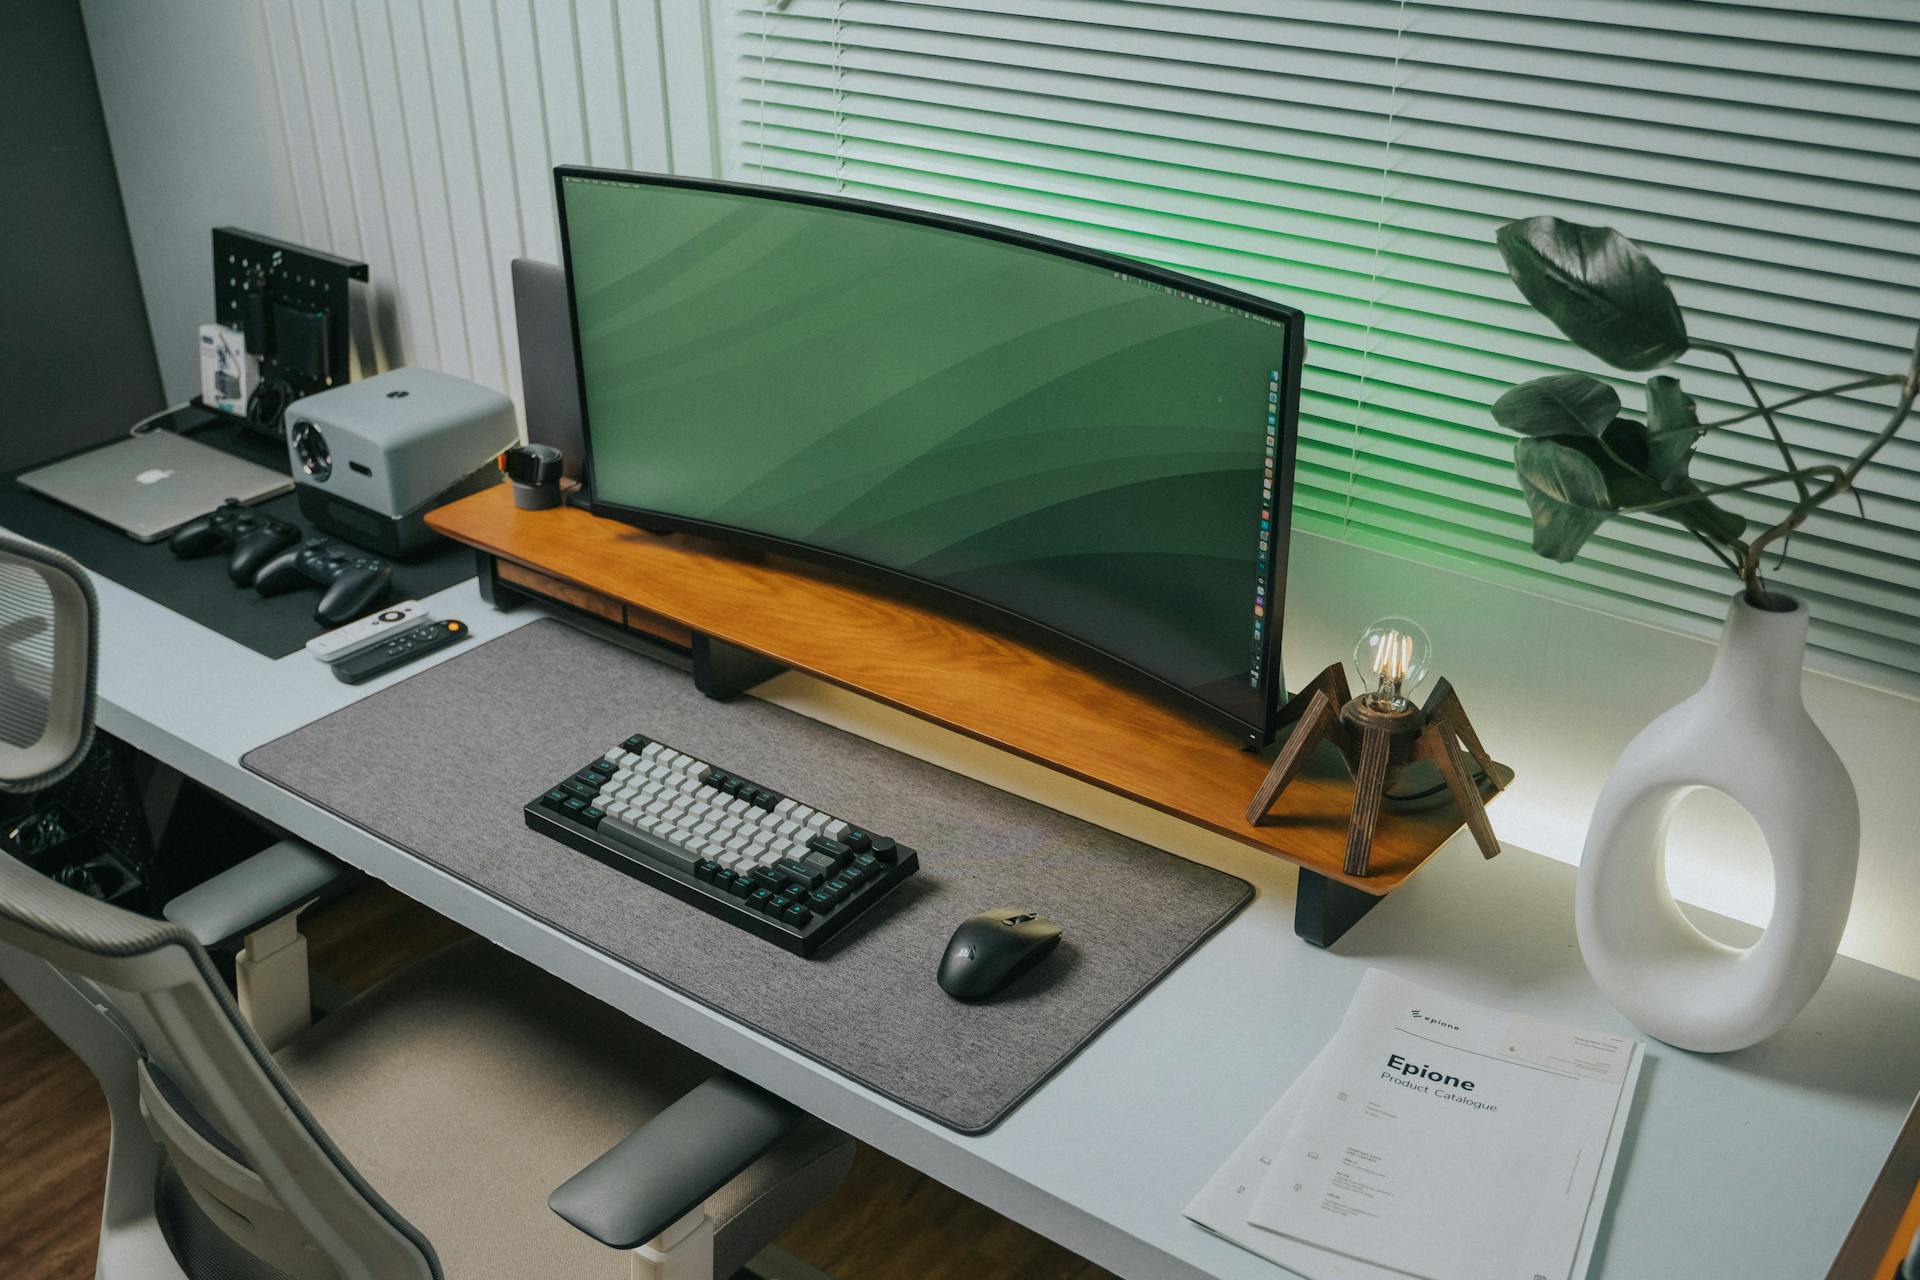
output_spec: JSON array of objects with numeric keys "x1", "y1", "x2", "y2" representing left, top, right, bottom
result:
[{"x1": 427, "y1": 485, "x2": 1484, "y2": 927}]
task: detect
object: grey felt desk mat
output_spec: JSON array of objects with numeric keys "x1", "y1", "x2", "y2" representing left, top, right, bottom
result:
[{"x1": 243, "y1": 619, "x2": 1252, "y2": 1133}]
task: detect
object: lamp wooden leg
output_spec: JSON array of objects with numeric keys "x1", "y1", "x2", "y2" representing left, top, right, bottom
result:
[
  {"x1": 1425, "y1": 679, "x2": 1502, "y2": 794},
  {"x1": 1343, "y1": 725, "x2": 1392, "y2": 877},
  {"x1": 1246, "y1": 687, "x2": 1339, "y2": 825},
  {"x1": 1418, "y1": 721, "x2": 1500, "y2": 858}
]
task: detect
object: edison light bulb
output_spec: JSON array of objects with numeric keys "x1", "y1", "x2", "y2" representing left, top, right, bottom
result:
[{"x1": 1354, "y1": 617, "x2": 1431, "y2": 711}]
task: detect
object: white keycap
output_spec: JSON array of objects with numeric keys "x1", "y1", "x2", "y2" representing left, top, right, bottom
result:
[
  {"x1": 641, "y1": 742, "x2": 662, "y2": 758},
  {"x1": 773, "y1": 797, "x2": 796, "y2": 816},
  {"x1": 823, "y1": 820, "x2": 850, "y2": 841},
  {"x1": 805, "y1": 812, "x2": 830, "y2": 830}
]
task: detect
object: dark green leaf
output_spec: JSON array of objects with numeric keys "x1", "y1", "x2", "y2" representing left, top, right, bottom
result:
[
  {"x1": 1491, "y1": 373, "x2": 1620, "y2": 438},
  {"x1": 1590, "y1": 420, "x2": 1746, "y2": 547},
  {"x1": 1496, "y1": 217, "x2": 1689, "y2": 371},
  {"x1": 1642, "y1": 374, "x2": 1702, "y2": 488},
  {"x1": 1514, "y1": 437, "x2": 1614, "y2": 562}
]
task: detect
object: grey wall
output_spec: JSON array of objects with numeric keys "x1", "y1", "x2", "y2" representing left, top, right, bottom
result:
[
  {"x1": 79, "y1": 0, "x2": 295, "y2": 406},
  {"x1": 0, "y1": 0, "x2": 162, "y2": 471}
]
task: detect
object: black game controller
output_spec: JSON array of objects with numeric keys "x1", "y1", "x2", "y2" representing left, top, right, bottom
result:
[
  {"x1": 253, "y1": 537, "x2": 394, "y2": 627},
  {"x1": 168, "y1": 498, "x2": 303, "y2": 586}
]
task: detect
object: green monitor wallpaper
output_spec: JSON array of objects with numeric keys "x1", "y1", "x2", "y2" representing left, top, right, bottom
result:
[{"x1": 560, "y1": 172, "x2": 1299, "y2": 736}]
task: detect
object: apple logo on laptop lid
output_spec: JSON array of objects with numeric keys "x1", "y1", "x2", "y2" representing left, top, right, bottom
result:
[{"x1": 135, "y1": 468, "x2": 174, "y2": 485}]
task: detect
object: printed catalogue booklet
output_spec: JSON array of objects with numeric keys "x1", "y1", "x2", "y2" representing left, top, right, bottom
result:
[{"x1": 1185, "y1": 970, "x2": 1642, "y2": 1280}]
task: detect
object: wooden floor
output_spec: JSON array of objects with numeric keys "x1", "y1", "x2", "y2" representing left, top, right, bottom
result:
[{"x1": 0, "y1": 881, "x2": 1114, "y2": 1280}]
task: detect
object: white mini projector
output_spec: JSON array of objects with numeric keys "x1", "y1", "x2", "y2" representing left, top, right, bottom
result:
[{"x1": 284, "y1": 367, "x2": 517, "y2": 557}]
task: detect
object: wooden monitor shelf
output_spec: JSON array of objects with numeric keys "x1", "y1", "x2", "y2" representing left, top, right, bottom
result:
[{"x1": 429, "y1": 486, "x2": 1484, "y2": 943}]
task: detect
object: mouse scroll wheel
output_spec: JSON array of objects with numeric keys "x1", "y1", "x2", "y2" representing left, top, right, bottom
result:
[{"x1": 1005, "y1": 913, "x2": 1036, "y2": 925}]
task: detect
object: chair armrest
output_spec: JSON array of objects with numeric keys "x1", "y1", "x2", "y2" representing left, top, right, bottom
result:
[
  {"x1": 162, "y1": 839, "x2": 354, "y2": 949},
  {"x1": 549, "y1": 1074, "x2": 801, "y2": 1251}
]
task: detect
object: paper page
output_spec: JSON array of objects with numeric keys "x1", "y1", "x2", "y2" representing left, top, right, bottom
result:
[
  {"x1": 1248, "y1": 971, "x2": 1636, "y2": 1280},
  {"x1": 1184, "y1": 1046, "x2": 1405, "y2": 1280}
]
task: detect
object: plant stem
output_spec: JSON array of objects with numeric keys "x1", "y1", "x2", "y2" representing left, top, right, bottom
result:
[
  {"x1": 1613, "y1": 464, "x2": 1844, "y2": 516},
  {"x1": 1687, "y1": 526, "x2": 1743, "y2": 574},
  {"x1": 1694, "y1": 341, "x2": 1811, "y2": 504},
  {"x1": 1739, "y1": 324, "x2": 1920, "y2": 590},
  {"x1": 1702, "y1": 373, "x2": 1903, "y2": 428}
]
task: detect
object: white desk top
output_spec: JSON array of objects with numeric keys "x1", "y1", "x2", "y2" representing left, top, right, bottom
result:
[{"x1": 75, "y1": 563, "x2": 1920, "y2": 1280}]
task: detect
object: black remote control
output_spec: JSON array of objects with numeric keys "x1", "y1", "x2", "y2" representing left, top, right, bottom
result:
[{"x1": 331, "y1": 619, "x2": 470, "y2": 685}]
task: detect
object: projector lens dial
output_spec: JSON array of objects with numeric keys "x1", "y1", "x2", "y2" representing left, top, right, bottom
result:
[{"x1": 291, "y1": 420, "x2": 331, "y2": 481}]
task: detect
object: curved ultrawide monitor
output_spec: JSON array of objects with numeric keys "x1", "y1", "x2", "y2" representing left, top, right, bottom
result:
[{"x1": 557, "y1": 169, "x2": 1303, "y2": 744}]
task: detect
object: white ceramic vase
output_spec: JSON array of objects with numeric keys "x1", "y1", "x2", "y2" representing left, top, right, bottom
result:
[{"x1": 1575, "y1": 591, "x2": 1859, "y2": 1053}]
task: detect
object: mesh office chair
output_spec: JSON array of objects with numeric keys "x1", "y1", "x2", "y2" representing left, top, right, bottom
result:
[{"x1": 0, "y1": 534, "x2": 853, "y2": 1279}]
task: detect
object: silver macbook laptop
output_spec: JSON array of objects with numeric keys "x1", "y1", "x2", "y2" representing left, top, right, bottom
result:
[{"x1": 17, "y1": 431, "x2": 294, "y2": 543}]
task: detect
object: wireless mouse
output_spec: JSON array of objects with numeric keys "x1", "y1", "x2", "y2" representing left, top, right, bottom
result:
[{"x1": 937, "y1": 909, "x2": 1063, "y2": 1002}]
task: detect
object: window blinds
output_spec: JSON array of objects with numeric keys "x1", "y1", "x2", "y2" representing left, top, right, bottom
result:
[{"x1": 715, "y1": 0, "x2": 1920, "y2": 692}]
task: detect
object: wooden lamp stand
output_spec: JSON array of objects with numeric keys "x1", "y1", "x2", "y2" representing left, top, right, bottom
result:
[{"x1": 1246, "y1": 664, "x2": 1504, "y2": 877}]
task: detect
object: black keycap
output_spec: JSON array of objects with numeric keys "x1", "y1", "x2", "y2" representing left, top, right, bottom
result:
[
  {"x1": 700, "y1": 767, "x2": 726, "y2": 788},
  {"x1": 726, "y1": 874, "x2": 753, "y2": 898},
  {"x1": 563, "y1": 780, "x2": 597, "y2": 801},
  {"x1": 749, "y1": 867, "x2": 786, "y2": 894},
  {"x1": 806, "y1": 835, "x2": 851, "y2": 863},
  {"x1": 540, "y1": 788, "x2": 570, "y2": 810},
  {"x1": 622, "y1": 734, "x2": 649, "y2": 751},
  {"x1": 809, "y1": 887, "x2": 841, "y2": 911},
  {"x1": 867, "y1": 836, "x2": 898, "y2": 863},
  {"x1": 825, "y1": 875, "x2": 852, "y2": 896},
  {"x1": 713, "y1": 869, "x2": 738, "y2": 893},
  {"x1": 766, "y1": 893, "x2": 792, "y2": 916},
  {"x1": 799, "y1": 851, "x2": 840, "y2": 880},
  {"x1": 840, "y1": 827, "x2": 873, "y2": 853},
  {"x1": 852, "y1": 852, "x2": 880, "y2": 873},
  {"x1": 753, "y1": 789, "x2": 780, "y2": 810},
  {"x1": 839, "y1": 864, "x2": 868, "y2": 889},
  {"x1": 749, "y1": 887, "x2": 775, "y2": 911},
  {"x1": 694, "y1": 859, "x2": 719, "y2": 882},
  {"x1": 575, "y1": 769, "x2": 610, "y2": 789},
  {"x1": 580, "y1": 806, "x2": 606, "y2": 829},
  {"x1": 562, "y1": 796, "x2": 588, "y2": 815},
  {"x1": 776, "y1": 859, "x2": 824, "y2": 891},
  {"x1": 782, "y1": 903, "x2": 812, "y2": 927}
]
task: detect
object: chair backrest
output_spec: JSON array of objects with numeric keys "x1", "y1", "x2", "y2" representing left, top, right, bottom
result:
[
  {"x1": 0, "y1": 536, "x2": 441, "y2": 1280},
  {"x1": 0, "y1": 535, "x2": 96, "y2": 790}
]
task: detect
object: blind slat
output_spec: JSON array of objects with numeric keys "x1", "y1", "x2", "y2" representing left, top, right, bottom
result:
[{"x1": 720, "y1": 0, "x2": 1920, "y2": 694}]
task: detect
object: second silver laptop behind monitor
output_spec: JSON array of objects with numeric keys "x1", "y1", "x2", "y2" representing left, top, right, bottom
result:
[{"x1": 511, "y1": 258, "x2": 585, "y2": 484}]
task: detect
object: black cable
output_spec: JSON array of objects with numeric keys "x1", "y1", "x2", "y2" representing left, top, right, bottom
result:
[
  {"x1": 1385, "y1": 766, "x2": 1494, "y2": 804},
  {"x1": 245, "y1": 377, "x2": 294, "y2": 435}
]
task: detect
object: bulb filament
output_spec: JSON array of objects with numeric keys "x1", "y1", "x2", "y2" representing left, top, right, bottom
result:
[{"x1": 1371, "y1": 629, "x2": 1414, "y2": 707}]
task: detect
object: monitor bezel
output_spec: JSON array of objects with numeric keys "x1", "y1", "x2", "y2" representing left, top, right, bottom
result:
[{"x1": 555, "y1": 166, "x2": 1304, "y2": 746}]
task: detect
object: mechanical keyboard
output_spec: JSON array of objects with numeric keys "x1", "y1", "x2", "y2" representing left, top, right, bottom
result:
[{"x1": 524, "y1": 732, "x2": 920, "y2": 956}]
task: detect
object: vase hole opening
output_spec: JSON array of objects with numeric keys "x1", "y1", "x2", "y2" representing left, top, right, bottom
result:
[
  {"x1": 1741, "y1": 587, "x2": 1801, "y2": 614},
  {"x1": 1665, "y1": 787, "x2": 1776, "y2": 948}
]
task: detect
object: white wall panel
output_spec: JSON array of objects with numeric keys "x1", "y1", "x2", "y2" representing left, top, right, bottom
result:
[{"x1": 93, "y1": 0, "x2": 708, "y2": 422}]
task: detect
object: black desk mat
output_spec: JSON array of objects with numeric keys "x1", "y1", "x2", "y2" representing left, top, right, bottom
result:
[
  {"x1": 0, "y1": 415, "x2": 479, "y2": 658},
  {"x1": 244, "y1": 618, "x2": 1253, "y2": 1133}
]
